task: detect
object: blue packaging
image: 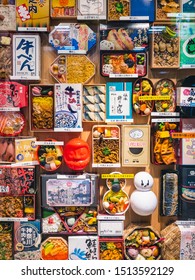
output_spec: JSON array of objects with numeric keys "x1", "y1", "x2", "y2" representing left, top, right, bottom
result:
[{"x1": 131, "y1": 0, "x2": 155, "y2": 22}]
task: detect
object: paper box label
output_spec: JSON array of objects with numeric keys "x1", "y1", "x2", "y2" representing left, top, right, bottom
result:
[
  {"x1": 122, "y1": 125, "x2": 150, "y2": 166},
  {"x1": 54, "y1": 83, "x2": 83, "y2": 132},
  {"x1": 69, "y1": 236, "x2": 99, "y2": 260},
  {"x1": 12, "y1": 35, "x2": 41, "y2": 80},
  {"x1": 16, "y1": 0, "x2": 49, "y2": 31}
]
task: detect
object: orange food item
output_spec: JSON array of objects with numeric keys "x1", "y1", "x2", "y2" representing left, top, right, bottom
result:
[{"x1": 140, "y1": 103, "x2": 147, "y2": 112}]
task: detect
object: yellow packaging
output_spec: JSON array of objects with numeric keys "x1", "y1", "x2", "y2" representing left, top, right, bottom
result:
[
  {"x1": 16, "y1": 0, "x2": 50, "y2": 31},
  {"x1": 51, "y1": 0, "x2": 76, "y2": 17}
]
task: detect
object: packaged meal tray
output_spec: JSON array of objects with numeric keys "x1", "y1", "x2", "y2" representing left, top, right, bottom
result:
[
  {"x1": 30, "y1": 84, "x2": 54, "y2": 131},
  {"x1": 37, "y1": 138, "x2": 63, "y2": 172},
  {"x1": 154, "y1": 79, "x2": 176, "y2": 113},
  {"x1": 92, "y1": 125, "x2": 120, "y2": 168},
  {"x1": 150, "y1": 23, "x2": 179, "y2": 68},
  {"x1": 100, "y1": 23, "x2": 149, "y2": 51},
  {"x1": 124, "y1": 225, "x2": 163, "y2": 260},
  {"x1": 0, "y1": 111, "x2": 25, "y2": 136},
  {"x1": 132, "y1": 78, "x2": 154, "y2": 116},
  {"x1": 151, "y1": 119, "x2": 180, "y2": 165},
  {"x1": 41, "y1": 235, "x2": 68, "y2": 260},
  {"x1": 50, "y1": 54, "x2": 95, "y2": 84},
  {"x1": 0, "y1": 221, "x2": 13, "y2": 260},
  {"x1": 49, "y1": 23, "x2": 96, "y2": 54},
  {"x1": 42, "y1": 206, "x2": 98, "y2": 234},
  {"x1": 100, "y1": 52, "x2": 147, "y2": 78},
  {"x1": 102, "y1": 172, "x2": 129, "y2": 215},
  {"x1": 0, "y1": 33, "x2": 12, "y2": 80}
]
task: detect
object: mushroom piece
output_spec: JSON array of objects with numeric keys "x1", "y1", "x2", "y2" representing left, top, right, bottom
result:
[{"x1": 159, "y1": 41, "x2": 166, "y2": 52}]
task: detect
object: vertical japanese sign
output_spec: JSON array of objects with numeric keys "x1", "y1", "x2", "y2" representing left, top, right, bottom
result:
[
  {"x1": 16, "y1": 0, "x2": 49, "y2": 31},
  {"x1": 11, "y1": 34, "x2": 41, "y2": 80},
  {"x1": 54, "y1": 83, "x2": 83, "y2": 132}
]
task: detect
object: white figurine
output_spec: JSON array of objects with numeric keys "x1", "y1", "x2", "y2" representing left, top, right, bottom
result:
[{"x1": 130, "y1": 171, "x2": 157, "y2": 216}]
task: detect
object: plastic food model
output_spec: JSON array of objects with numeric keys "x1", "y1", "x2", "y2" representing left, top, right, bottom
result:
[
  {"x1": 154, "y1": 79, "x2": 176, "y2": 112},
  {"x1": 31, "y1": 85, "x2": 54, "y2": 130},
  {"x1": 130, "y1": 171, "x2": 157, "y2": 216},
  {"x1": 92, "y1": 125, "x2": 120, "y2": 167},
  {"x1": 125, "y1": 227, "x2": 162, "y2": 260},
  {"x1": 101, "y1": 52, "x2": 147, "y2": 77},
  {"x1": 108, "y1": 0, "x2": 130, "y2": 21},
  {"x1": 50, "y1": 55, "x2": 95, "y2": 84},
  {"x1": 152, "y1": 121, "x2": 178, "y2": 165},
  {"x1": 133, "y1": 78, "x2": 154, "y2": 116},
  {"x1": 103, "y1": 173, "x2": 129, "y2": 215},
  {"x1": 37, "y1": 139, "x2": 63, "y2": 171},
  {"x1": 151, "y1": 24, "x2": 179, "y2": 68},
  {"x1": 63, "y1": 138, "x2": 90, "y2": 170},
  {"x1": 0, "y1": 111, "x2": 25, "y2": 136},
  {"x1": 41, "y1": 237, "x2": 68, "y2": 260},
  {"x1": 100, "y1": 239, "x2": 124, "y2": 260}
]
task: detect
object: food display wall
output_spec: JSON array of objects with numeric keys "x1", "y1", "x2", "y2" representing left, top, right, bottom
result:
[{"x1": 0, "y1": 0, "x2": 195, "y2": 260}]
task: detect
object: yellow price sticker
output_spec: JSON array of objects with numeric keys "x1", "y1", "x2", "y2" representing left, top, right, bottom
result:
[
  {"x1": 172, "y1": 133, "x2": 195, "y2": 138},
  {"x1": 101, "y1": 174, "x2": 134, "y2": 179},
  {"x1": 139, "y1": 96, "x2": 170, "y2": 101}
]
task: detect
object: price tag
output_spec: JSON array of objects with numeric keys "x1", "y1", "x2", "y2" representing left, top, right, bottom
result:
[
  {"x1": 0, "y1": 107, "x2": 20, "y2": 112},
  {"x1": 120, "y1": 16, "x2": 149, "y2": 20},
  {"x1": 35, "y1": 141, "x2": 64, "y2": 146},
  {"x1": 139, "y1": 96, "x2": 170, "y2": 101},
  {"x1": 172, "y1": 133, "x2": 195, "y2": 138},
  {"x1": 58, "y1": 50, "x2": 86, "y2": 55},
  {"x1": 109, "y1": 74, "x2": 138, "y2": 78},
  {"x1": 101, "y1": 174, "x2": 134, "y2": 179}
]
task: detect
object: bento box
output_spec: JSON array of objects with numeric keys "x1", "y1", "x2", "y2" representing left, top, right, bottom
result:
[
  {"x1": 0, "y1": 221, "x2": 13, "y2": 260},
  {"x1": 41, "y1": 235, "x2": 68, "y2": 260},
  {"x1": 99, "y1": 237, "x2": 124, "y2": 260},
  {"x1": 132, "y1": 78, "x2": 155, "y2": 116},
  {"x1": 107, "y1": 0, "x2": 155, "y2": 21},
  {"x1": 154, "y1": 79, "x2": 177, "y2": 113},
  {"x1": 155, "y1": 0, "x2": 181, "y2": 21},
  {"x1": 150, "y1": 23, "x2": 180, "y2": 68},
  {"x1": 100, "y1": 23, "x2": 149, "y2": 51},
  {"x1": 50, "y1": 55, "x2": 95, "y2": 84},
  {"x1": 124, "y1": 225, "x2": 162, "y2": 260},
  {"x1": 36, "y1": 139, "x2": 63, "y2": 172},
  {"x1": 0, "y1": 33, "x2": 12, "y2": 80},
  {"x1": 107, "y1": 0, "x2": 130, "y2": 21},
  {"x1": 42, "y1": 206, "x2": 98, "y2": 234},
  {"x1": 0, "y1": 195, "x2": 35, "y2": 220},
  {"x1": 92, "y1": 125, "x2": 120, "y2": 168},
  {"x1": 0, "y1": 2, "x2": 16, "y2": 31},
  {"x1": 83, "y1": 84, "x2": 106, "y2": 122},
  {"x1": 102, "y1": 172, "x2": 130, "y2": 215},
  {"x1": 49, "y1": 23, "x2": 96, "y2": 54},
  {"x1": 77, "y1": 0, "x2": 106, "y2": 20},
  {"x1": 0, "y1": 137, "x2": 15, "y2": 163},
  {"x1": 101, "y1": 52, "x2": 147, "y2": 78},
  {"x1": 51, "y1": 0, "x2": 77, "y2": 18},
  {"x1": 54, "y1": 83, "x2": 83, "y2": 132},
  {"x1": 0, "y1": 111, "x2": 25, "y2": 137},
  {"x1": 151, "y1": 118, "x2": 180, "y2": 165},
  {"x1": 30, "y1": 84, "x2": 54, "y2": 131}
]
